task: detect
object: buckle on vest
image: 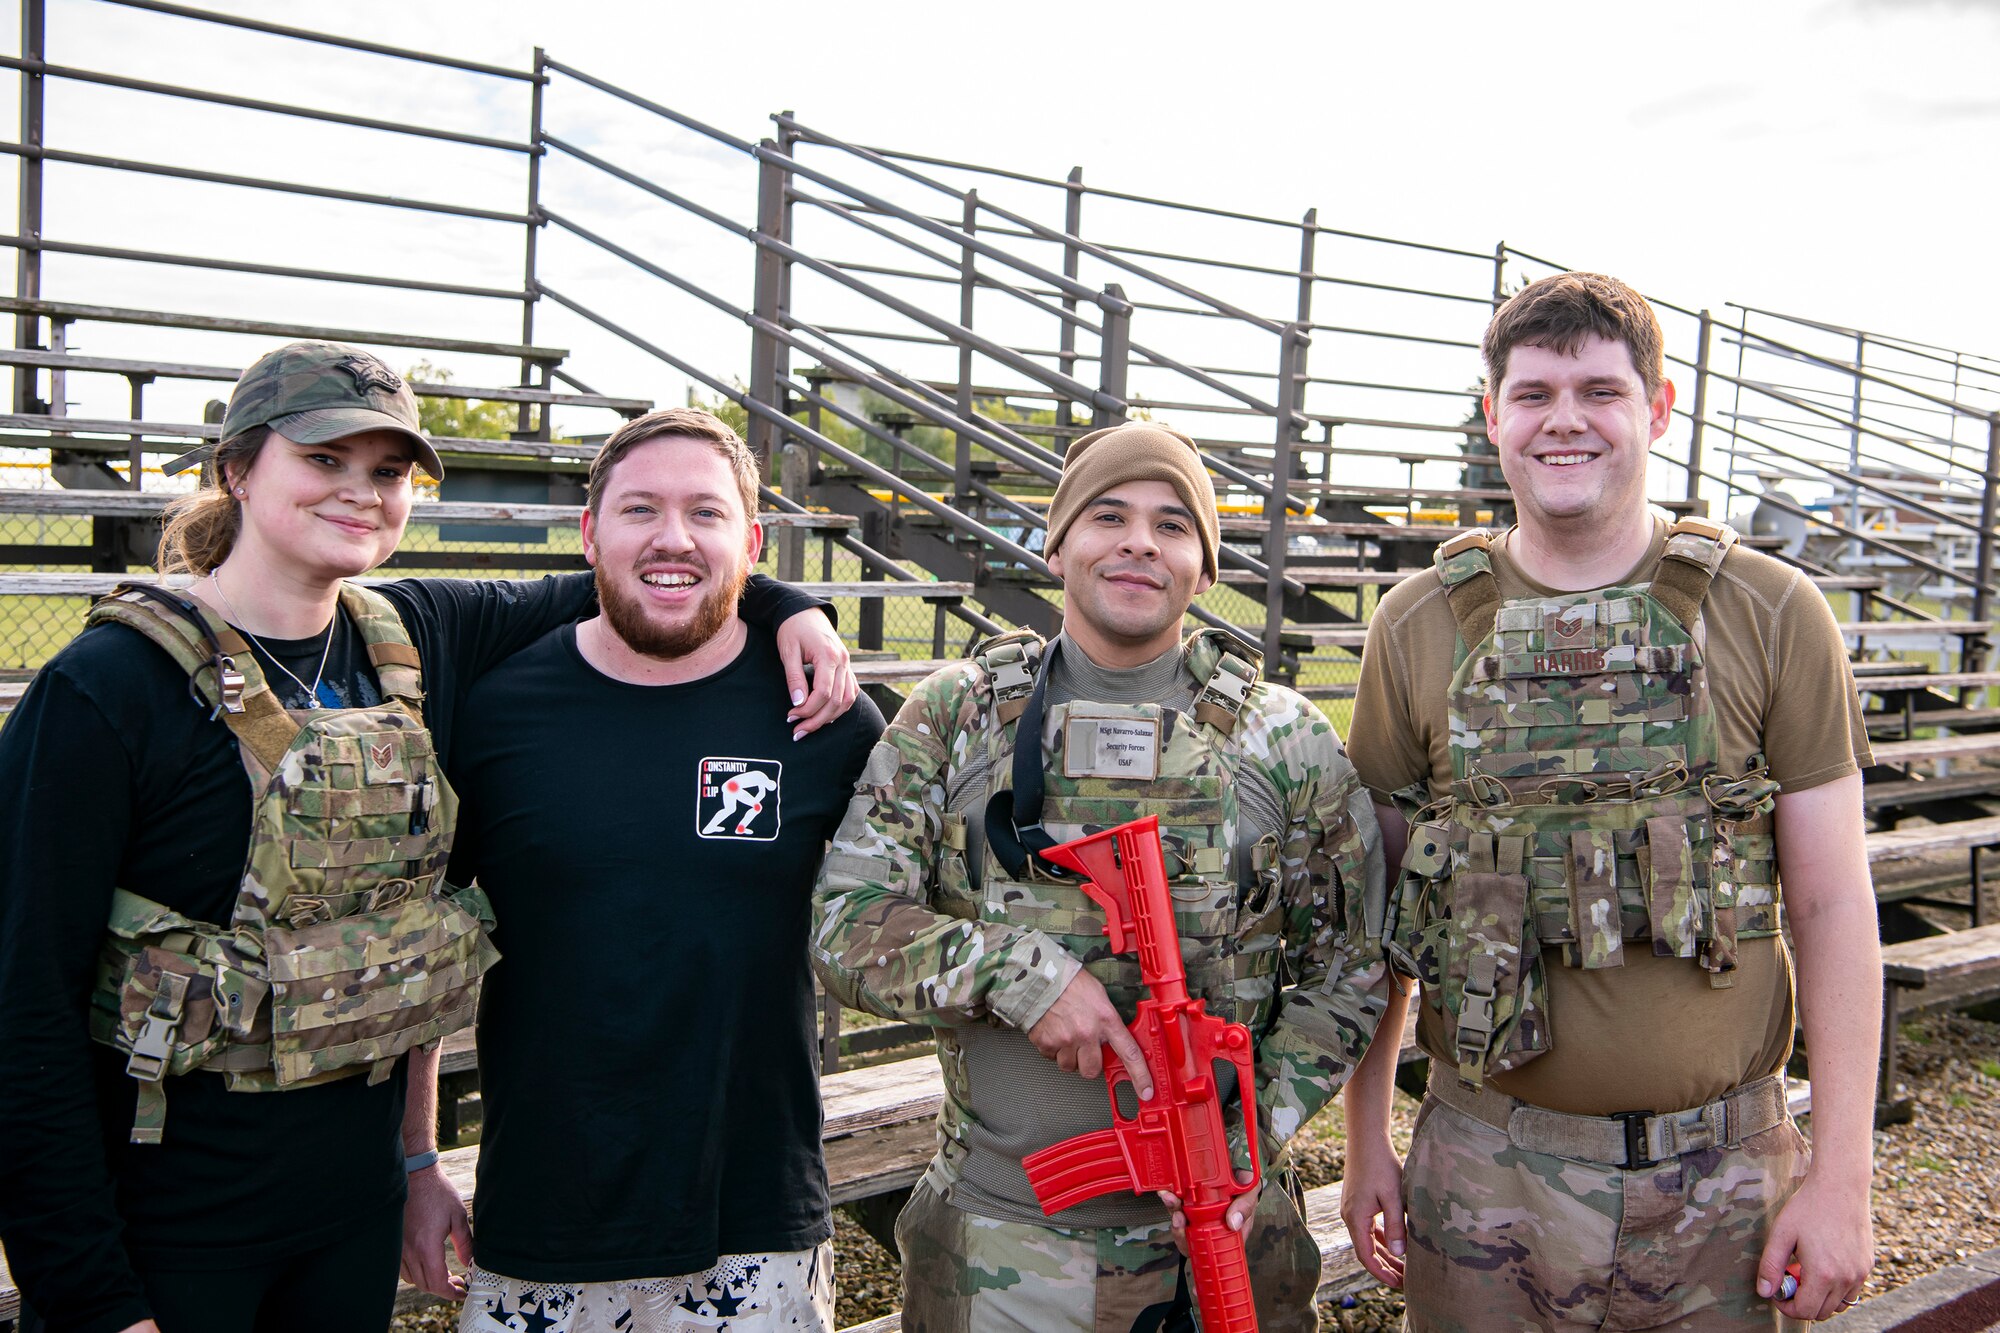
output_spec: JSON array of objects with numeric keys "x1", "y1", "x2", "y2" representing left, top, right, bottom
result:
[
  {"x1": 990, "y1": 656, "x2": 1035, "y2": 701},
  {"x1": 1614, "y1": 1109, "x2": 1659, "y2": 1169},
  {"x1": 126, "y1": 972, "x2": 190, "y2": 1083},
  {"x1": 194, "y1": 654, "x2": 246, "y2": 720}
]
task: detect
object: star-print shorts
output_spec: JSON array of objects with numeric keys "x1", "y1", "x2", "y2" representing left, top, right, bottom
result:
[{"x1": 457, "y1": 1241, "x2": 834, "y2": 1333}]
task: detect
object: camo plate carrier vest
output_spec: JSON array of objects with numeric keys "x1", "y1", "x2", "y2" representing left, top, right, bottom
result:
[
  {"x1": 1382, "y1": 520, "x2": 1782, "y2": 1090},
  {"x1": 84, "y1": 582, "x2": 498, "y2": 1143},
  {"x1": 929, "y1": 629, "x2": 1286, "y2": 1191}
]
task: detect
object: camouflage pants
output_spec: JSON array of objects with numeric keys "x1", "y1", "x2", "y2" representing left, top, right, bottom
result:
[
  {"x1": 896, "y1": 1175, "x2": 1322, "y2": 1332},
  {"x1": 1402, "y1": 1096, "x2": 1811, "y2": 1332}
]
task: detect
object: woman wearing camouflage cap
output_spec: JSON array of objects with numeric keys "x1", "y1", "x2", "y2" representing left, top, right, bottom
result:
[{"x1": 0, "y1": 341, "x2": 857, "y2": 1333}]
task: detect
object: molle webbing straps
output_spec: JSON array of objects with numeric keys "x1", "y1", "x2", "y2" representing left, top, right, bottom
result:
[
  {"x1": 1434, "y1": 529, "x2": 1502, "y2": 648},
  {"x1": 339, "y1": 582, "x2": 426, "y2": 716},
  {"x1": 1452, "y1": 830, "x2": 1530, "y2": 1089},
  {"x1": 209, "y1": 622, "x2": 307, "y2": 774},
  {"x1": 984, "y1": 637, "x2": 1066, "y2": 882},
  {"x1": 86, "y1": 585, "x2": 303, "y2": 772},
  {"x1": 105, "y1": 583, "x2": 243, "y2": 713},
  {"x1": 1651, "y1": 517, "x2": 1738, "y2": 630}
]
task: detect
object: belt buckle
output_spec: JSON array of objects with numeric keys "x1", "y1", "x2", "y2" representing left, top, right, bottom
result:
[{"x1": 1614, "y1": 1109, "x2": 1658, "y2": 1169}]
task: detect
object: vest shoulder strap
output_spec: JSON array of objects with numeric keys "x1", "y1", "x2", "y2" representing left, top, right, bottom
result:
[
  {"x1": 1184, "y1": 628, "x2": 1263, "y2": 737},
  {"x1": 971, "y1": 628, "x2": 1045, "y2": 726},
  {"x1": 1433, "y1": 529, "x2": 1502, "y2": 648},
  {"x1": 86, "y1": 583, "x2": 302, "y2": 772},
  {"x1": 336, "y1": 582, "x2": 424, "y2": 711},
  {"x1": 1652, "y1": 517, "x2": 1738, "y2": 629}
]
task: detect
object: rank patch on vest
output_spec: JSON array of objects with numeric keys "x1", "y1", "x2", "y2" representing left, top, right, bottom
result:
[
  {"x1": 363, "y1": 735, "x2": 409, "y2": 785},
  {"x1": 696, "y1": 757, "x2": 783, "y2": 841}
]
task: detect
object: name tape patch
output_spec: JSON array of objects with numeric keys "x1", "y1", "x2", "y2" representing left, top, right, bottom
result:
[{"x1": 1062, "y1": 712, "x2": 1161, "y2": 781}]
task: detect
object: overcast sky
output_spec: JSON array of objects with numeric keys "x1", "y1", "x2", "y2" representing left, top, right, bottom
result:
[{"x1": 11, "y1": 0, "x2": 1998, "y2": 510}]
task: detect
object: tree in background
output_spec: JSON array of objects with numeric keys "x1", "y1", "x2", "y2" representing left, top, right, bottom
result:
[{"x1": 407, "y1": 361, "x2": 518, "y2": 441}]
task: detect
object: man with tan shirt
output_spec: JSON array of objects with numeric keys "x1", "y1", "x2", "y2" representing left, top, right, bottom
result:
[{"x1": 1339, "y1": 272, "x2": 1878, "y2": 1330}]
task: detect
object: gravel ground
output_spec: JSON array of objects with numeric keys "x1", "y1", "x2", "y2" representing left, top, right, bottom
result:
[
  {"x1": 391, "y1": 1006, "x2": 2000, "y2": 1331},
  {"x1": 819, "y1": 1009, "x2": 2000, "y2": 1332},
  {"x1": 382, "y1": 1008, "x2": 1992, "y2": 1328}
]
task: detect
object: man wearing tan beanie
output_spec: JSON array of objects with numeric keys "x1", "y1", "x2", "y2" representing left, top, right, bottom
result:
[{"x1": 814, "y1": 420, "x2": 1389, "y2": 1330}]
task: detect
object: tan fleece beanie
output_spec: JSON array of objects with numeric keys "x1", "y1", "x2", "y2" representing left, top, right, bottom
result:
[{"x1": 1046, "y1": 422, "x2": 1220, "y2": 579}]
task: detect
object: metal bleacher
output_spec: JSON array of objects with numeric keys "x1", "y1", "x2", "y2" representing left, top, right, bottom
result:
[{"x1": 5, "y1": 1, "x2": 2000, "y2": 1327}]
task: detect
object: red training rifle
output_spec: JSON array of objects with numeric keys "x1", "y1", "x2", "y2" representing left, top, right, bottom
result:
[{"x1": 1022, "y1": 814, "x2": 1262, "y2": 1333}]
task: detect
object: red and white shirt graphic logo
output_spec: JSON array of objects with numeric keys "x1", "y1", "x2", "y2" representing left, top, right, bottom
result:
[{"x1": 697, "y1": 757, "x2": 783, "y2": 841}]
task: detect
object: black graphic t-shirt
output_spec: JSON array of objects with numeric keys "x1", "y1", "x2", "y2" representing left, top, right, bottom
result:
[{"x1": 447, "y1": 622, "x2": 883, "y2": 1282}]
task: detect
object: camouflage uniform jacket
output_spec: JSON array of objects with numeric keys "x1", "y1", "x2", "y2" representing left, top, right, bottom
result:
[{"x1": 812, "y1": 628, "x2": 1389, "y2": 1178}]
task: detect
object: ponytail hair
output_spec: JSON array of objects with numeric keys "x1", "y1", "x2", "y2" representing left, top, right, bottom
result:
[{"x1": 157, "y1": 428, "x2": 269, "y2": 575}]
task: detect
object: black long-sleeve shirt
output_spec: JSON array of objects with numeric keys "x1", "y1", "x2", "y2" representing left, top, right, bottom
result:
[{"x1": 0, "y1": 572, "x2": 822, "y2": 1333}]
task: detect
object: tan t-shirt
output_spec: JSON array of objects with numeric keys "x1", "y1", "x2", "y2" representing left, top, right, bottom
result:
[{"x1": 1349, "y1": 520, "x2": 1872, "y2": 1115}]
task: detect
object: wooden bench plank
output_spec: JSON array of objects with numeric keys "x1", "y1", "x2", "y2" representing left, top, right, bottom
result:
[
  {"x1": 1866, "y1": 707, "x2": 2000, "y2": 736},
  {"x1": 1866, "y1": 816, "x2": 2000, "y2": 866},
  {"x1": 1872, "y1": 733, "x2": 2000, "y2": 765},
  {"x1": 1851, "y1": 659, "x2": 1924, "y2": 677},
  {"x1": 1864, "y1": 770, "x2": 2000, "y2": 812},
  {"x1": 1291, "y1": 626, "x2": 1368, "y2": 649},
  {"x1": 1219, "y1": 569, "x2": 1418, "y2": 588},
  {"x1": 853, "y1": 658, "x2": 957, "y2": 685},
  {"x1": 0, "y1": 490, "x2": 854, "y2": 531},
  {"x1": 0, "y1": 423, "x2": 590, "y2": 459},
  {"x1": 1839, "y1": 620, "x2": 1992, "y2": 639},
  {"x1": 0, "y1": 350, "x2": 651, "y2": 413},
  {"x1": 1880, "y1": 922, "x2": 2000, "y2": 986},
  {"x1": 0, "y1": 295, "x2": 569, "y2": 364},
  {"x1": 0, "y1": 573, "x2": 962, "y2": 600},
  {"x1": 1859, "y1": 672, "x2": 2000, "y2": 692}
]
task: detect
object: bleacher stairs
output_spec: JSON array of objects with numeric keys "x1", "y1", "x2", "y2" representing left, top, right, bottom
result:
[{"x1": 5, "y1": 6, "x2": 2000, "y2": 1327}]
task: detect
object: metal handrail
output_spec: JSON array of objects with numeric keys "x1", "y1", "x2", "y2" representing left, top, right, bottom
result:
[
  {"x1": 1678, "y1": 358, "x2": 2000, "y2": 530},
  {"x1": 1680, "y1": 453, "x2": 1997, "y2": 601},
  {"x1": 1730, "y1": 302, "x2": 2000, "y2": 378},
  {"x1": 0, "y1": 142, "x2": 532, "y2": 224},
  {"x1": 0, "y1": 234, "x2": 526, "y2": 302},
  {"x1": 100, "y1": 0, "x2": 540, "y2": 81},
  {"x1": 0, "y1": 55, "x2": 532, "y2": 151},
  {"x1": 536, "y1": 280, "x2": 1051, "y2": 573},
  {"x1": 788, "y1": 190, "x2": 1106, "y2": 343},
  {"x1": 776, "y1": 114, "x2": 1285, "y2": 336},
  {"x1": 1729, "y1": 322, "x2": 1989, "y2": 418},
  {"x1": 842, "y1": 139, "x2": 1496, "y2": 261},
  {"x1": 548, "y1": 200, "x2": 1320, "y2": 544},
  {"x1": 757, "y1": 483, "x2": 1006, "y2": 638},
  {"x1": 540, "y1": 55, "x2": 754, "y2": 154}
]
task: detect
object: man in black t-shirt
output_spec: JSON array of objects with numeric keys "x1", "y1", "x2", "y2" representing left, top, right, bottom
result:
[{"x1": 403, "y1": 409, "x2": 882, "y2": 1333}]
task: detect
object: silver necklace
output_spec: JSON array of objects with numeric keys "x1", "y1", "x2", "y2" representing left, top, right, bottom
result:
[{"x1": 208, "y1": 572, "x2": 336, "y2": 710}]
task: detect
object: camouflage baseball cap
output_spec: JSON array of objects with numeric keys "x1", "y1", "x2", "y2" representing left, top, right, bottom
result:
[{"x1": 221, "y1": 340, "x2": 443, "y2": 478}]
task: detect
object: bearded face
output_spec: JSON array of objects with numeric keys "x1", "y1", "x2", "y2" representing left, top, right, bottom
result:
[
  {"x1": 581, "y1": 435, "x2": 762, "y2": 663},
  {"x1": 595, "y1": 550, "x2": 746, "y2": 659}
]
